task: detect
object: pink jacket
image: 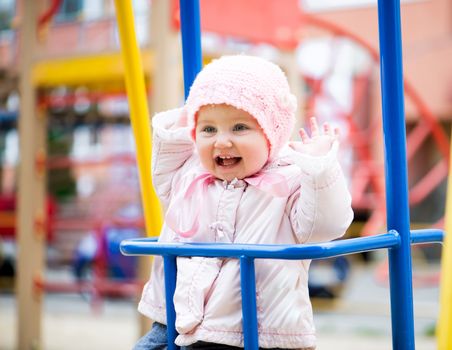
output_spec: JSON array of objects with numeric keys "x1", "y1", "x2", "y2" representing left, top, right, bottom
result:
[{"x1": 138, "y1": 108, "x2": 354, "y2": 349}]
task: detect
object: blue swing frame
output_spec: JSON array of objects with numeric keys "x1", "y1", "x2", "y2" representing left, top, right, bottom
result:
[{"x1": 120, "y1": 1, "x2": 445, "y2": 349}]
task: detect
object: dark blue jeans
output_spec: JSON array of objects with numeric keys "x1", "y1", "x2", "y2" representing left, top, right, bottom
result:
[{"x1": 133, "y1": 322, "x2": 291, "y2": 350}]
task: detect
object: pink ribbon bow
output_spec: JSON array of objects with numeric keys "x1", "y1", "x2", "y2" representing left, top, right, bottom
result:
[{"x1": 165, "y1": 169, "x2": 291, "y2": 238}]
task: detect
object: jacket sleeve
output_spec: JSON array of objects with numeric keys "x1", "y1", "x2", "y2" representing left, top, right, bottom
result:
[
  {"x1": 151, "y1": 108, "x2": 195, "y2": 207},
  {"x1": 287, "y1": 142, "x2": 354, "y2": 244}
]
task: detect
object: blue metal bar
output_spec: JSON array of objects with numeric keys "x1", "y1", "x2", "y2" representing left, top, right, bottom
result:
[
  {"x1": 121, "y1": 232, "x2": 401, "y2": 260},
  {"x1": 377, "y1": 0, "x2": 415, "y2": 349},
  {"x1": 121, "y1": 230, "x2": 445, "y2": 260},
  {"x1": 163, "y1": 255, "x2": 179, "y2": 350},
  {"x1": 167, "y1": 4, "x2": 203, "y2": 343},
  {"x1": 240, "y1": 257, "x2": 259, "y2": 350},
  {"x1": 411, "y1": 229, "x2": 444, "y2": 245},
  {"x1": 179, "y1": 0, "x2": 202, "y2": 99}
]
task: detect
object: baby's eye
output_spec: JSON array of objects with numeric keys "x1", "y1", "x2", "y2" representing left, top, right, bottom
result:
[
  {"x1": 233, "y1": 124, "x2": 249, "y2": 132},
  {"x1": 201, "y1": 126, "x2": 216, "y2": 133}
]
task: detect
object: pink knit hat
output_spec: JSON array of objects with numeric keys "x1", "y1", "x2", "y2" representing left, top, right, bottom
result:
[{"x1": 186, "y1": 55, "x2": 297, "y2": 159}]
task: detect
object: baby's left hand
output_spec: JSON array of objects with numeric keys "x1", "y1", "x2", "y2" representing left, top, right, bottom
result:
[{"x1": 289, "y1": 117, "x2": 339, "y2": 157}]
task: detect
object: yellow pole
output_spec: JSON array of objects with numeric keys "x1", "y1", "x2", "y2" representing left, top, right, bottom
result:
[
  {"x1": 438, "y1": 130, "x2": 452, "y2": 349},
  {"x1": 113, "y1": 0, "x2": 162, "y2": 236}
]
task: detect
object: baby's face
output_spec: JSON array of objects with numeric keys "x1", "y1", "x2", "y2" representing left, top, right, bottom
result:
[{"x1": 195, "y1": 104, "x2": 269, "y2": 182}]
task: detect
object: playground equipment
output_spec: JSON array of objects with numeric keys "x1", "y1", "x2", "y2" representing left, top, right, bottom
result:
[
  {"x1": 297, "y1": 20, "x2": 449, "y2": 290},
  {"x1": 118, "y1": 1, "x2": 446, "y2": 350},
  {"x1": 12, "y1": 2, "x2": 158, "y2": 343},
  {"x1": 7, "y1": 0, "x2": 448, "y2": 348},
  {"x1": 1, "y1": 111, "x2": 146, "y2": 305},
  {"x1": 299, "y1": 14, "x2": 449, "y2": 236}
]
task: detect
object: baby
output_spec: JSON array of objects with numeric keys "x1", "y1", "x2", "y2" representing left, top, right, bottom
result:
[{"x1": 135, "y1": 55, "x2": 354, "y2": 350}]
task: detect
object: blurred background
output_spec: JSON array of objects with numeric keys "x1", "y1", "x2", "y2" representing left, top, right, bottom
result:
[{"x1": 0, "y1": 0, "x2": 451, "y2": 349}]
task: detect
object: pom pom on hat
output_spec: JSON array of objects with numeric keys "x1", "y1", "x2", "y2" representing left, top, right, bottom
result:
[{"x1": 186, "y1": 55, "x2": 297, "y2": 159}]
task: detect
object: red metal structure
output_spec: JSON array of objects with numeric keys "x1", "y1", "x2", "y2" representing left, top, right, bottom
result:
[{"x1": 302, "y1": 13, "x2": 449, "y2": 235}]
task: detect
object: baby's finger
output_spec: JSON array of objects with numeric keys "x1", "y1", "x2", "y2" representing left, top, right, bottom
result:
[
  {"x1": 310, "y1": 117, "x2": 319, "y2": 137},
  {"x1": 334, "y1": 127, "x2": 340, "y2": 137},
  {"x1": 323, "y1": 122, "x2": 331, "y2": 136},
  {"x1": 299, "y1": 128, "x2": 309, "y2": 143}
]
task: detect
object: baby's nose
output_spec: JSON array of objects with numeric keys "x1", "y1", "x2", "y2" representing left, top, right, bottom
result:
[{"x1": 214, "y1": 133, "x2": 233, "y2": 148}]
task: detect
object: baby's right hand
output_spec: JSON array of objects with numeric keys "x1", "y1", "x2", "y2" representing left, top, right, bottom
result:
[{"x1": 170, "y1": 109, "x2": 188, "y2": 130}]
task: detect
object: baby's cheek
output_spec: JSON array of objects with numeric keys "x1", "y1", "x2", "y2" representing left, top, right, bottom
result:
[{"x1": 198, "y1": 150, "x2": 214, "y2": 172}]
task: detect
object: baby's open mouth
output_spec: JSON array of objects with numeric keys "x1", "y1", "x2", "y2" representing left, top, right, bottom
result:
[{"x1": 215, "y1": 155, "x2": 242, "y2": 166}]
